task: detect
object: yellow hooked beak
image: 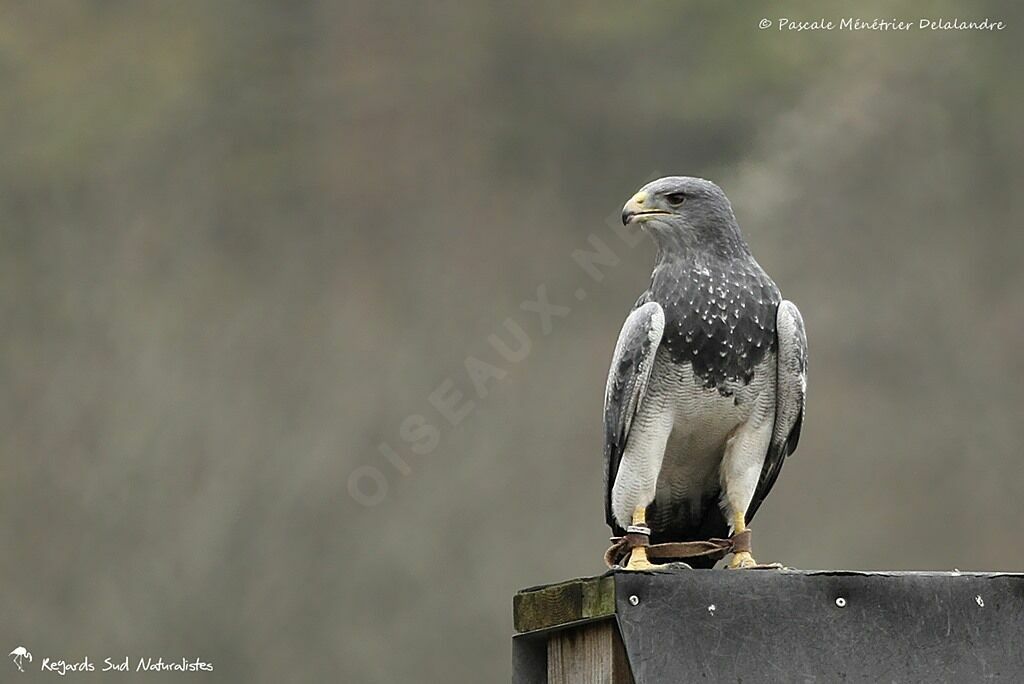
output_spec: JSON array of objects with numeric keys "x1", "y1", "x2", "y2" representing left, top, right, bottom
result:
[{"x1": 621, "y1": 191, "x2": 671, "y2": 225}]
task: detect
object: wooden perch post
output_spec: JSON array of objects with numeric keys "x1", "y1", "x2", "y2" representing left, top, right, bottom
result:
[{"x1": 513, "y1": 568, "x2": 1024, "y2": 683}]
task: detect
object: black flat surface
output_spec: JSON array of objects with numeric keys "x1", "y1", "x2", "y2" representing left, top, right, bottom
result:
[{"x1": 614, "y1": 569, "x2": 1024, "y2": 683}]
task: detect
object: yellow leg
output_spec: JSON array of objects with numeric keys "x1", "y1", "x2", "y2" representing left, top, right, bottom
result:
[
  {"x1": 728, "y1": 510, "x2": 757, "y2": 569},
  {"x1": 623, "y1": 505, "x2": 655, "y2": 570}
]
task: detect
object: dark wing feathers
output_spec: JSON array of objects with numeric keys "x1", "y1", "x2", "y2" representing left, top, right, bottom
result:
[
  {"x1": 603, "y1": 301, "x2": 665, "y2": 529},
  {"x1": 747, "y1": 299, "x2": 807, "y2": 522}
]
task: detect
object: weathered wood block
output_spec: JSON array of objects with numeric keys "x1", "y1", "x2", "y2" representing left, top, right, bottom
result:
[{"x1": 513, "y1": 568, "x2": 1024, "y2": 683}]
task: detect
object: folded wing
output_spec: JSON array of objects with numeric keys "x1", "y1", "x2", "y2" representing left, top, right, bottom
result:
[
  {"x1": 603, "y1": 301, "x2": 665, "y2": 530},
  {"x1": 747, "y1": 299, "x2": 808, "y2": 521}
]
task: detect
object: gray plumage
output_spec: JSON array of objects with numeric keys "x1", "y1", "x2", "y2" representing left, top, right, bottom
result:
[{"x1": 604, "y1": 177, "x2": 807, "y2": 567}]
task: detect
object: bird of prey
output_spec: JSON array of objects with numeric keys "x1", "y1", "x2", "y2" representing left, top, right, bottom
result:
[{"x1": 604, "y1": 177, "x2": 807, "y2": 569}]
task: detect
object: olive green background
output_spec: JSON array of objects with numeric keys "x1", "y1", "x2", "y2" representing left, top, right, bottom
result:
[{"x1": 2, "y1": 1, "x2": 1021, "y2": 681}]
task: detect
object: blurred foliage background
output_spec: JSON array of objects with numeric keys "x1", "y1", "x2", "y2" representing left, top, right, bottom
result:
[{"x1": 1, "y1": 1, "x2": 1022, "y2": 681}]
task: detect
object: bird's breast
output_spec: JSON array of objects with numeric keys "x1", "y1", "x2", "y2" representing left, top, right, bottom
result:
[
  {"x1": 644, "y1": 349, "x2": 776, "y2": 521},
  {"x1": 646, "y1": 349, "x2": 769, "y2": 438}
]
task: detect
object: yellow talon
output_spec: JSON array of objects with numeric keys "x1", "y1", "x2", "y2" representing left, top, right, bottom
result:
[
  {"x1": 622, "y1": 505, "x2": 655, "y2": 571},
  {"x1": 728, "y1": 509, "x2": 758, "y2": 569},
  {"x1": 729, "y1": 550, "x2": 757, "y2": 569},
  {"x1": 624, "y1": 545, "x2": 655, "y2": 570}
]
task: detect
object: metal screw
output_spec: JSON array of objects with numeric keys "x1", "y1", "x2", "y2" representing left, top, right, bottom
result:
[
  {"x1": 835, "y1": 597, "x2": 847, "y2": 608},
  {"x1": 975, "y1": 595, "x2": 984, "y2": 607},
  {"x1": 628, "y1": 595, "x2": 640, "y2": 606}
]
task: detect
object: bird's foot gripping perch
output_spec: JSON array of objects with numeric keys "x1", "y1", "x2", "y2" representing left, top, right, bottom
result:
[
  {"x1": 605, "y1": 523, "x2": 782, "y2": 570},
  {"x1": 726, "y1": 529, "x2": 755, "y2": 568},
  {"x1": 612, "y1": 506, "x2": 657, "y2": 570},
  {"x1": 605, "y1": 507, "x2": 764, "y2": 570},
  {"x1": 619, "y1": 524, "x2": 656, "y2": 570},
  {"x1": 725, "y1": 529, "x2": 783, "y2": 570}
]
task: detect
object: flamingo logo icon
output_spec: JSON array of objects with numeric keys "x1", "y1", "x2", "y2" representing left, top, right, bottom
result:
[{"x1": 9, "y1": 647, "x2": 32, "y2": 672}]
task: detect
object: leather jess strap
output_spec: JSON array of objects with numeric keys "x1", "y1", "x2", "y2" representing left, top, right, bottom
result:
[{"x1": 604, "y1": 528, "x2": 752, "y2": 568}]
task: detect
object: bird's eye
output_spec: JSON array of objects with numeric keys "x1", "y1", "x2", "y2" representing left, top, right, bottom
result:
[{"x1": 665, "y1": 192, "x2": 686, "y2": 206}]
